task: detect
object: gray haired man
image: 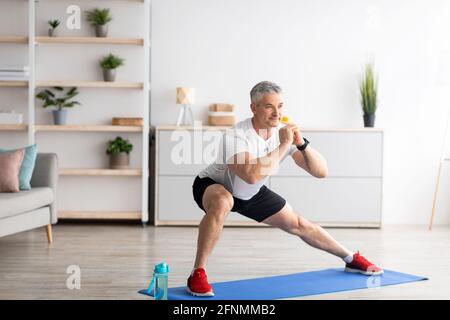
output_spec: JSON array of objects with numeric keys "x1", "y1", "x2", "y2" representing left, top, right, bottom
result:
[{"x1": 187, "y1": 81, "x2": 383, "y2": 297}]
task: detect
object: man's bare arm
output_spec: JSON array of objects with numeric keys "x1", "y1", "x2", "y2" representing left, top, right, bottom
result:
[
  {"x1": 292, "y1": 146, "x2": 328, "y2": 178},
  {"x1": 227, "y1": 142, "x2": 291, "y2": 184}
]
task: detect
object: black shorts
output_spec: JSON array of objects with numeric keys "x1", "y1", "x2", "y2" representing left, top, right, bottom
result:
[{"x1": 192, "y1": 175, "x2": 286, "y2": 223}]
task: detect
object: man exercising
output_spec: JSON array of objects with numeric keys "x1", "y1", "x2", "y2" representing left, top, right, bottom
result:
[{"x1": 188, "y1": 81, "x2": 383, "y2": 297}]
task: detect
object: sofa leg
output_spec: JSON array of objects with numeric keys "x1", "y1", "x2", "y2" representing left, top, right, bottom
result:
[{"x1": 45, "y1": 224, "x2": 53, "y2": 244}]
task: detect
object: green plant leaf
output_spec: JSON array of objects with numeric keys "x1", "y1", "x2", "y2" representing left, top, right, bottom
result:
[
  {"x1": 359, "y1": 63, "x2": 378, "y2": 115},
  {"x1": 66, "y1": 87, "x2": 77, "y2": 95},
  {"x1": 36, "y1": 87, "x2": 81, "y2": 110},
  {"x1": 36, "y1": 92, "x2": 48, "y2": 100},
  {"x1": 86, "y1": 8, "x2": 113, "y2": 26},
  {"x1": 106, "y1": 136, "x2": 133, "y2": 155},
  {"x1": 99, "y1": 53, "x2": 125, "y2": 70},
  {"x1": 44, "y1": 89, "x2": 55, "y2": 97},
  {"x1": 48, "y1": 19, "x2": 61, "y2": 28}
]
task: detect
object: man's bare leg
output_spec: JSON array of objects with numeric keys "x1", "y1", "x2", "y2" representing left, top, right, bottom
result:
[
  {"x1": 194, "y1": 184, "x2": 234, "y2": 268},
  {"x1": 262, "y1": 203, "x2": 352, "y2": 259}
]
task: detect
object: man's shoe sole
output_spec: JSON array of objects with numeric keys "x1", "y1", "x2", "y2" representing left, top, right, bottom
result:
[
  {"x1": 345, "y1": 267, "x2": 384, "y2": 276},
  {"x1": 186, "y1": 287, "x2": 215, "y2": 297}
]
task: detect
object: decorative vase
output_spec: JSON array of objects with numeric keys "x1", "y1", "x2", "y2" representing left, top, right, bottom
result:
[
  {"x1": 363, "y1": 114, "x2": 375, "y2": 127},
  {"x1": 103, "y1": 69, "x2": 116, "y2": 82},
  {"x1": 95, "y1": 25, "x2": 108, "y2": 37},
  {"x1": 110, "y1": 153, "x2": 130, "y2": 169},
  {"x1": 52, "y1": 109, "x2": 67, "y2": 125}
]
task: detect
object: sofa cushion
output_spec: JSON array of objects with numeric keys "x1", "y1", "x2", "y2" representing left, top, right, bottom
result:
[
  {"x1": 0, "y1": 144, "x2": 38, "y2": 190},
  {"x1": 0, "y1": 149, "x2": 25, "y2": 192},
  {"x1": 0, "y1": 187, "x2": 54, "y2": 219}
]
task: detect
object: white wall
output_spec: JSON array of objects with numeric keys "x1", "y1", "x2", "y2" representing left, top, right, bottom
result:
[{"x1": 151, "y1": 0, "x2": 450, "y2": 225}]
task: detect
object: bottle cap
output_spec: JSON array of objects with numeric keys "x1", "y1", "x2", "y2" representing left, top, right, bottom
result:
[
  {"x1": 281, "y1": 116, "x2": 290, "y2": 123},
  {"x1": 154, "y1": 262, "x2": 169, "y2": 274}
]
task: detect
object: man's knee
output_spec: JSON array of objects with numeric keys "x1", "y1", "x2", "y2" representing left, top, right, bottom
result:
[
  {"x1": 295, "y1": 215, "x2": 317, "y2": 236},
  {"x1": 203, "y1": 186, "x2": 234, "y2": 219},
  {"x1": 207, "y1": 197, "x2": 233, "y2": 220}
]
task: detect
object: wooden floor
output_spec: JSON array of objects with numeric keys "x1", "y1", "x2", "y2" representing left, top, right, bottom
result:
[{"x1": 0, "y1": 223, "x2": 449, "y2": 299}]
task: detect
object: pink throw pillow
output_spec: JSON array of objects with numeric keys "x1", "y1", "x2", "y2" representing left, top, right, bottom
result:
[{"x1": 0, "y1": 149, "x2": 25, "y2": 192}]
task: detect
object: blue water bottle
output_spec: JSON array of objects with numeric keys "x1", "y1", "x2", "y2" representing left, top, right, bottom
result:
[{"x1": 147, "y1": 262, "x2": 169, "y2": 300}]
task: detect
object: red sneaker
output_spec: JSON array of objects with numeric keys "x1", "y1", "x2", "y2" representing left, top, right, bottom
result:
[
  {"x1": 187, "y1": 268, "x2": 214, "y2": 297},
  {"x1": 345, "y1": 252, "x2": 384, "y2": 276}
]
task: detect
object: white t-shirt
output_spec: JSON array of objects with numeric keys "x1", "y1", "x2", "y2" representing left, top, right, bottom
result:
[{"x1": 198, "y1": 118, "x2": 298, "y2": 200}]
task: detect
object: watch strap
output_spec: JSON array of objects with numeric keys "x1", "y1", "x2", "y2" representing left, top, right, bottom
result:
[{"x1": 296, "y1": 137, "x2": 309, "y2": 151}]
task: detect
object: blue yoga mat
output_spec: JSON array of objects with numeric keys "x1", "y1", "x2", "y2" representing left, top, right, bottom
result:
[{"x1": 139, "y1": 268, "x2": 427, "y2": 300}]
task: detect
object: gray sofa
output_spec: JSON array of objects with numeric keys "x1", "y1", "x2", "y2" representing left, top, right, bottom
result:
[{"x1": 0, "y1": 153, "x2": 58, "y2": 243}]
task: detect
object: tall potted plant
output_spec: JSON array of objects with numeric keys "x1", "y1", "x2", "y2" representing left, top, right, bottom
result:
[
  {"x1": 99, "y1": 53, "x2": 124, "y2": 82},
  {"x1": 106, "y1": 136, "x2": 133, "y2": 169},
  {"x1": 360, "y1": 63, "x2": 378, "y2": 127},
  {"x1": 36, "y1": 87, "x2": 81, "y2": 125},
  {"x1": 86, "y1": 8, "x2": 112, "y2": 37}
]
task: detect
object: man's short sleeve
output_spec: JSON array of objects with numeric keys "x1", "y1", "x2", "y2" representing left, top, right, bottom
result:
[{"x1": 218, "y1": 129, "x2": 249, "y2": 164}]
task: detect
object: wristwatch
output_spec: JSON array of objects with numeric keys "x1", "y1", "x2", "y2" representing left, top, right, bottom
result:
[{"x1": 296, "y1": 137, "x2": 309, "y2": 151}]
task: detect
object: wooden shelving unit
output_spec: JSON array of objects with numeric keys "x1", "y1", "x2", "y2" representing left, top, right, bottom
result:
[
  {"x1": 36, "y1": 80, "x2": 144, "y2": 89},
  {"x1": 35, "y1": 36, "x2": 144, "y2": 46},
  {"x1": 0, "y1": 0, "x2": 150, "y2": 223},
  {"x1": 35, "y1": 125, "x2": 143, "y2": 133},
  {"x1": 59, "y1": 168, "x2": 142, "y2": 176}
]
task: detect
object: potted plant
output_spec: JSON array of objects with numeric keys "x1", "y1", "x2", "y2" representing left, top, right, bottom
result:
[
  {"x1": 36, "y1": 87, "x2": 81, "y2": 125},
  {"x1": 86, "y1": 8, "x2": 112, "y2": 37},
  {"x1": 48, "y1": 19, "x2": 61, "y2": 37},
  {"x1": 360, "y1": 63, "x2": 378, "y2": 127},
  {"x1": 99, "y1": 53, "x2": 124, "y2": 82},
  {"x1": 106, "y1": 136, "x2": 133, "y2": 169}
]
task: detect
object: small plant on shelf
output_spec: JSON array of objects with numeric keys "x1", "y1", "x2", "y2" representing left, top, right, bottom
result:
[
  {"x1": 48, "y1": 19, "x2": 61, "y2": 37},
  {"x1": 106, "y1": 136, "x2": 133, "y2": 169},
  {"x1": 36, "y1": 87, "x2": 81, "y2": 125},
  {"x1": 99, "y1": 53, "x2": 125, "y2": 82},
  {"x1": 86, "y1": 8, "x2": 112, "y2": 37}
]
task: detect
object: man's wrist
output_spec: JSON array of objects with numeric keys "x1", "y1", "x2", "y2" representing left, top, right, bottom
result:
[
  {"x1": 296, "y1": 138, "x2": 305, "y2": 145},
  {"x1": 280, "y1": 141, "x2": 291, "y2": 148},
  {"x1": 296, "y1": 138, "x2": 309, "y2": 151}
]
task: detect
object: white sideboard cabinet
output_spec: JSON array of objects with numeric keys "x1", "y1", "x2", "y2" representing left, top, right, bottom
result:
[{"x1": 152, "y1": 126, "x2": 383, "y2": 228}]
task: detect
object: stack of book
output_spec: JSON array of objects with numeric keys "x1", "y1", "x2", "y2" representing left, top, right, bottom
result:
[
  {"x1": 0, "y1": 65, "x2": 29, "y2": 81},
  {"x1": 0, "y1": 110, "x2": 23, "y2": 124}
]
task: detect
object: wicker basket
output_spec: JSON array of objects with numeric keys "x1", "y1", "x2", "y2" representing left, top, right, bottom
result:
[
  {"x1": 112, "y1": 117, "x2": 144, "y2": 126},
  {"x1": 208, "y1": 104, "x2": 235, "y2": 126}
]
